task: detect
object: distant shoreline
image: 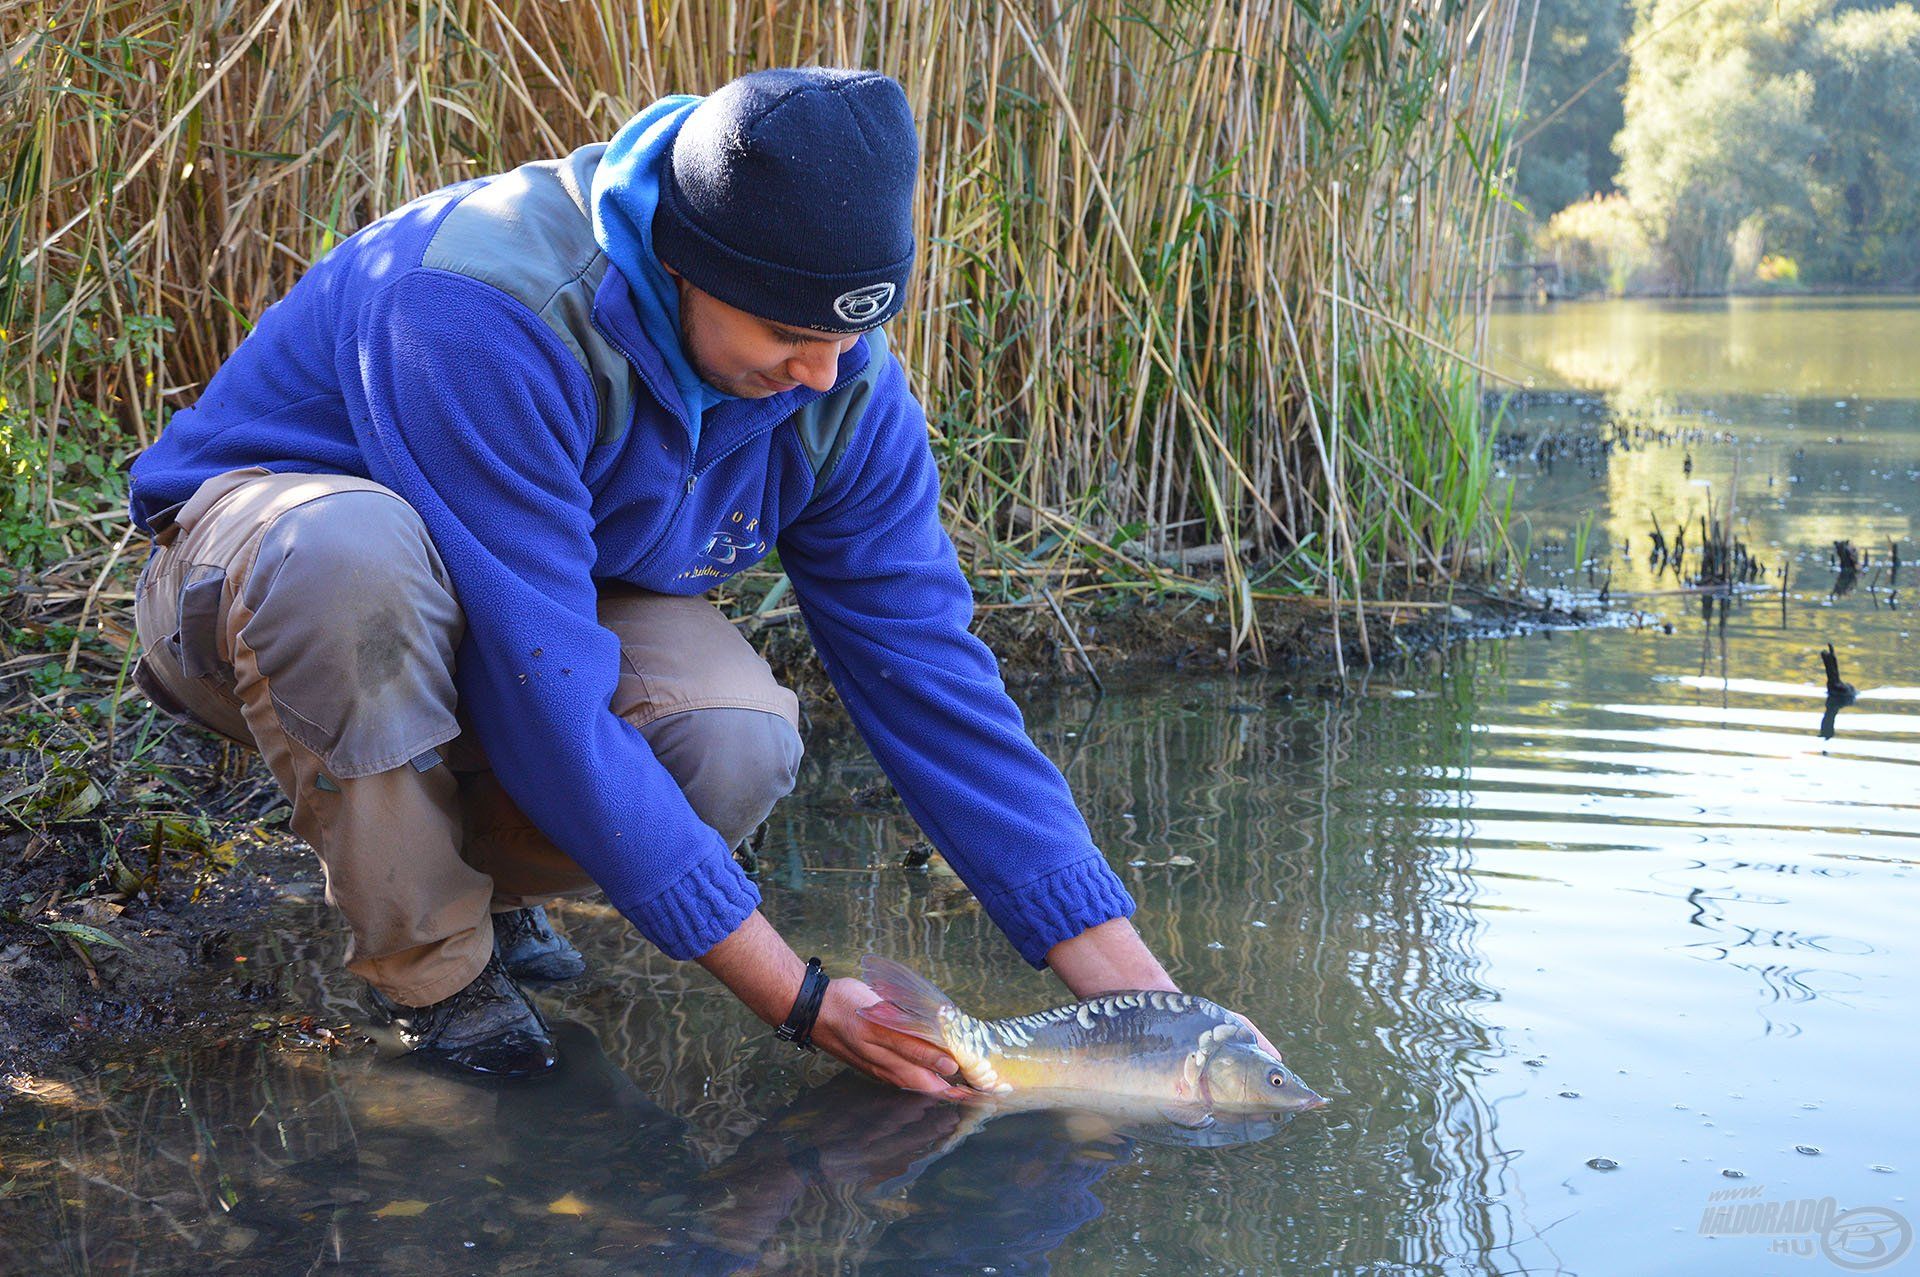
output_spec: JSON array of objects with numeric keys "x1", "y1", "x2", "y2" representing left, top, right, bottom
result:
[{"x1": 1493, "y1": 283, "x2": 1920, "y2": 303}]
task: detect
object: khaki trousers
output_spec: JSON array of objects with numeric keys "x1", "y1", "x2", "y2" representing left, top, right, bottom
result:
[{"x1": 133, "y1": 469, "x2": 802, "y2": 1005}]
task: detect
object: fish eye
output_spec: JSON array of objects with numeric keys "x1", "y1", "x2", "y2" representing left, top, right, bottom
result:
[{"x1": 1267, "y1": 1069, "x2": 1286, "y2": 1088}]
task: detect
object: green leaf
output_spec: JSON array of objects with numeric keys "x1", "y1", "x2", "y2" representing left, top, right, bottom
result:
[
  {"x1": 57, "y1": 777, "x2": 104, "y2": 819},
  {"x1": 40, "y1": 920, "x2": 130, "y2": 953},
  {"x1": 1282, "y1": 48, "x2": 1335, "y2": 137}
]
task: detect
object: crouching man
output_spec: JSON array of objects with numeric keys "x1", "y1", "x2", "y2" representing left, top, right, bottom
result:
[{"x1": 127, "y1": 68, "x2": 1269, "y2": 1082}]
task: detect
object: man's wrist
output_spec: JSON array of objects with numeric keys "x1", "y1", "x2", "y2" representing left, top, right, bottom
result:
[
  {"x1": 1045, "y1": 917, "x2": 1179, "y2": 998},
  {"x1": 695, "y1": 909, "x2": 809, "y2": 1027}
]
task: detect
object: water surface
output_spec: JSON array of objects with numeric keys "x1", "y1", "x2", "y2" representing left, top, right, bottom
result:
[{"x1": 2, "y1": 296, "x2": 1915, "y2": 1274}]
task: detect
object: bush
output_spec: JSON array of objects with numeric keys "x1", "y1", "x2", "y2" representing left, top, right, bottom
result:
[{"x1": 1537, "y1": 194, "x2": 1663, "y2": 295}]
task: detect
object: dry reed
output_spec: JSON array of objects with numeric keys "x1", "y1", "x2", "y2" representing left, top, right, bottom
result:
[{"x1": 1, "y1": 0, "x2": 1524, "y2": 662}]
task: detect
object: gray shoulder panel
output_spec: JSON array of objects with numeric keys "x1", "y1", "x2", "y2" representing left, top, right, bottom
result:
[
  {"x1": 792, "y1": 328, "x2": 890, "y2": 492},
  {"x1": 421, "y1": 144, "x2": 636, "y2": 446}
]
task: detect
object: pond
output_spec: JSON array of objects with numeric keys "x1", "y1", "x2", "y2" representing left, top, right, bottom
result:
[{"x1": 2, "y1": 296, "x2": 1915, "y2": 1274}]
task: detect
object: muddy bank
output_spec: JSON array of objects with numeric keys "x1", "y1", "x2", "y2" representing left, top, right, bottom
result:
[
  {"x1": 759, "y1": 588, "x2": 1583, "y2": 704},
  {"x1": 0, "y1": 721, "x2": 320, "y2": 1089},
  {"x1": 0, "y1": 586, "x2": 1586, "y2": 1087}
]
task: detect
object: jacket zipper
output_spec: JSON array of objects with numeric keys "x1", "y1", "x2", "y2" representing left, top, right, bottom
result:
[
  {"x1": 590, "y1": 305, "x2": 850, "y2": 579},
  {"x1": 630, "y1": 429, "x2": 783, "y2": 577}
]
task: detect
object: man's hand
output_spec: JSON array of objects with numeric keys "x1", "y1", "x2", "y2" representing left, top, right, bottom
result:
[
  {"x1": 1044, "y1": 917, "x2": 1180, "y2": 997},
  {"x1": 697, "y1": 910, "x2": 967, "y2": 1097},
  {"x1": 1230, "y1": 1013, "x2": 1286, "y2": 1063},
  {"x1": 810, "y1": 978, "x2": 970, "y2": 1098}
]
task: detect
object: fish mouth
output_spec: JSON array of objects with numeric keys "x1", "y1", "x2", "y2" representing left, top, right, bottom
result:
[{"x1": 1287, "y1": 1080, "x2": 1330, "y2": 1111}]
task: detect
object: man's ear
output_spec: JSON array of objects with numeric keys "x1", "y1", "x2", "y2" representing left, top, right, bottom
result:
[{"x1": 659, "y1": 260, "x2": 681, "y2": 280}]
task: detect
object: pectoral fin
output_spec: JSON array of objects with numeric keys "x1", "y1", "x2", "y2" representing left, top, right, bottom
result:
[{"x1": 1157, "y1": 1102, "x2": 1216, "y2": 1130}]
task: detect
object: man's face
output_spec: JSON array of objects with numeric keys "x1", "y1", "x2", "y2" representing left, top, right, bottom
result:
[{"x1": 668, "y1": 267, "x2": 864, "y2": 399}]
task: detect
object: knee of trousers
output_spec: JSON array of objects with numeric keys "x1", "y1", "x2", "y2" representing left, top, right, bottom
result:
[
  {"x1": 637, "y1": 707, "x2": 804, "y2": 848},
  {"x1": 236, "y1": 491, "x2": 465, "y2": 779}
]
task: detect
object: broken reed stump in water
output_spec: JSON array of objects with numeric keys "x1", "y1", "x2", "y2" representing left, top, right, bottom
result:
[
  {"x1": 1689, "y1": 486, "x2": 1766, "y2": 589},
  {"x1": 1832, "y1": 540, "x2": 1862, "y2": 596},
  {"x1": 1818, "y1": 643, "x2": 1858, "y2": 741}
]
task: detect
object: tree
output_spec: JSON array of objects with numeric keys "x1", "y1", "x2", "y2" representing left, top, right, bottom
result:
[
  {"x1": 1608, "y1": 0, "x2": 1920, "y2": 290},
  {"x1": 1803, "y1": 4, "x2": 1920, "y2": 284},
  {"x1": 1514, "y1": 0, "x2": 1633, "y2": 221},
  {"x1": 1614, "y1": 0, "x2": 1823, "y2": 291}
]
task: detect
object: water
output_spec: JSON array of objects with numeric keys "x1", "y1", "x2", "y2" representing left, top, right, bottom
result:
[{"x1": 3, "y1": 296, "x2": 1916, "y2": 1274}]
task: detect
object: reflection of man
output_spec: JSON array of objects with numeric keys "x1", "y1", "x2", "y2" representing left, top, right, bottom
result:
[{"x1": 127, "y1": 68, "x2": 1269, "y2": 1080}]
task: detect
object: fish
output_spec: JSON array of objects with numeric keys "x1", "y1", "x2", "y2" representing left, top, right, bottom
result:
[{"x1": 856, "y1": 955, "x2": 1327, "y2": 1127}]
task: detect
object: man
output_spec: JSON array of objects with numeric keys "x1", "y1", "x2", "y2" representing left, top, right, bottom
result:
[{"x1": 127, "y1": 68, "x2": 1266, "y2": 1083}]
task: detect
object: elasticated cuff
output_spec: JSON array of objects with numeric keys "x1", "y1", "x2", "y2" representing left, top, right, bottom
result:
[
  {"x1": 620, "y1": 851, "x2": 763, "y2": 960},
  {"x1": 981, "y1": 855, "x2": 1138, "y2": 968}
]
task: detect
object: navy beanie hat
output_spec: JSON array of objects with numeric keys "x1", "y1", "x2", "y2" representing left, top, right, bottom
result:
[{"x1": 653, "y1": 68, "x2": 919, "y2": 334}]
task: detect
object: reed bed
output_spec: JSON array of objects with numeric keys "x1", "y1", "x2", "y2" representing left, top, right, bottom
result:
[{"x1": 1, "y1": 0, "x2": 1524, "y2": 662}]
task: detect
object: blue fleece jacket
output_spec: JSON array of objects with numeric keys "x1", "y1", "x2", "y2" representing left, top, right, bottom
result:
[{"x1": 127, "y1": 129, "x2": 1134, "y2": 967}]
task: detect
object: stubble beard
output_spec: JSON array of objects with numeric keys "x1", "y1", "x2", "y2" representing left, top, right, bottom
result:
[{"x1": 675, "y1": 279, "x2": 772, "y2": 400}]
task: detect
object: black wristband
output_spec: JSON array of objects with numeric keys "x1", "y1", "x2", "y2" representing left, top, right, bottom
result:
[{"x1": 775, "y1": 957, "x2": 830, "y2": 1052}]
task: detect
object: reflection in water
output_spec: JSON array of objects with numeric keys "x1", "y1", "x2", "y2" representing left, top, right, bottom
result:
[
  {"x1": 1487, "y1": 294, "x2": 1920, "y2": 400},
  {"x1": 3, "y1": 298, "x2": 1917, "y2": 1272},
  {"x1": 0, "y1": 679, "x2": 1502, "y2": 1275},
  {"x1": 0, "y1": 1022, "x2": 1145, "y2": 1274}
]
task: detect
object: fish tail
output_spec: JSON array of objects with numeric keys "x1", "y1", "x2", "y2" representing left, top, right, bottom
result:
[{"x1": 857, "y1": 954, "x2": 958, "y2": 1047}]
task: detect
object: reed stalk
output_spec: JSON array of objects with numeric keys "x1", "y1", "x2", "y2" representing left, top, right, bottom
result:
[{"x1": 1, "y1": 0, "x2": 1524, "y2": 660}]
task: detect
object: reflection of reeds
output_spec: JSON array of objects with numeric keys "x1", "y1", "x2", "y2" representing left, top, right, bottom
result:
[
  {"x1": 0, "y1": 1041, "x2": 361, "y2": 1269},
  {"x1": 2, "y1": 0, "x2": 1522, "y2": 654}
]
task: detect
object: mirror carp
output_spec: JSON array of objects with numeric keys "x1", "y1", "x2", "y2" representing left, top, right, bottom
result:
[{"x1": 857, "y1": 955, "x2": 1327, "y2": 1125}]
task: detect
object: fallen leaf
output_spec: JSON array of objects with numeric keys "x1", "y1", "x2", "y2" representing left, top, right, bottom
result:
[
  {"x1": 39, "y1": 921, "x2": 130, "y2": 954},
  {"x1": 547, "y1": 1192, "x2": 591, "y2": 1217},
  {"x1": 372, "y1": 1198, "x2": 431, "y2": 1218}
]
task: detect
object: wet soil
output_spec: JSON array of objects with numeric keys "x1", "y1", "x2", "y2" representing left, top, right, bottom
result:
[{"x1": 0, "y1": 725, "x2": 316, "y2": 1090}]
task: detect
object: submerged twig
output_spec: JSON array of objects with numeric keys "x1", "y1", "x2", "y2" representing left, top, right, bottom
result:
[{"x1": 1042, "y1": 587, "x2": 1104, "y2": 695}]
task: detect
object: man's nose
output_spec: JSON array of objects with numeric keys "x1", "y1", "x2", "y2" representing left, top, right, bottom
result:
[{"x1": 786, "y1": 342, "x2": 847, "y2": 393}]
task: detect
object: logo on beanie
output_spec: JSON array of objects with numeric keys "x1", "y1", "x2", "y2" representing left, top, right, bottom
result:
[{"x1": 833, "y1": 282, "x2": 896, "y2": 325}]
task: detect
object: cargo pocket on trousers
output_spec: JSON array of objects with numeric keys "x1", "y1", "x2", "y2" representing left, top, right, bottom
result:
[{"x1": 176, "y1": 567, "x2": 233, "y2": 682}]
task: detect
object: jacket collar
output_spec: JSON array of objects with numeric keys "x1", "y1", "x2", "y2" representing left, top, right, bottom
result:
[{"x1": 590, "y1": 262, "x2": 872, "y2": 463}]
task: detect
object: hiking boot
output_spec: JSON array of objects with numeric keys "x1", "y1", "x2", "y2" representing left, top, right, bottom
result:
[
  {"x1": 493, "y1": 904, "x2": 587, "y2": 982},
  {"x1": 363, "y1": 954, "x2": 558, "y2": 1077}
]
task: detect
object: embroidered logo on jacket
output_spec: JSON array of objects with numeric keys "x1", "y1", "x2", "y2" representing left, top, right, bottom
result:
[
  {"x1": 702, "y1": 529, "x2": 765, "y2": 564},
  {"x1": 676, "y1": 512, "x2": 766, "y2": 584}
]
